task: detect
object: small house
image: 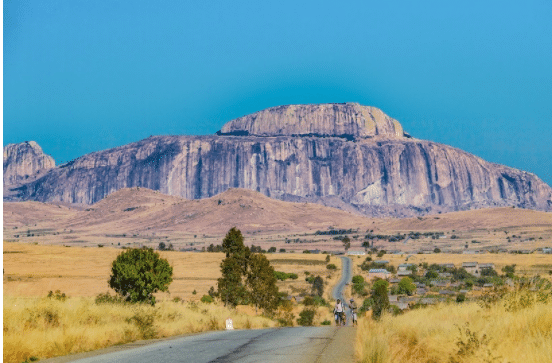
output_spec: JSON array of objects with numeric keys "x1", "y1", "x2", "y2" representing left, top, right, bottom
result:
[
  {"x1": 368, "y1": 268, "x2": 390, "y2": 281},
  {"x1": 462, "y1": 262, "x2": 480, "y2": 276}
]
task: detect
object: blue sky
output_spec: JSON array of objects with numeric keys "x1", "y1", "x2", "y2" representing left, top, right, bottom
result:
[{"x1": 4, "y1": 0, "x2": 552, "y2": 186}]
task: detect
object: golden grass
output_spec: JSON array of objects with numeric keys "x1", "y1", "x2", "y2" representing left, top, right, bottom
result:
[
  {"x1": 3, "y1": 242, "x2": 339, "y2": 301},
  {"x1": 3, "y1": 295, "x2": 276, "y2": 363},
  {"x1": 355, "y1": 294, "x2": 552, "y2": 363},
  {"x1": 3, "y1": 242, "x2": 340, "y2": 362}
]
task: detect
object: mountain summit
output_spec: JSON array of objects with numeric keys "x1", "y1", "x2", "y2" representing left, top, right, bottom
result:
[
  {"x1": 218, "y1": 103, "x2": 406, "y2": 139},
  {"x1": 4, "y1": 104, "x2": 552, "y2": 216}
]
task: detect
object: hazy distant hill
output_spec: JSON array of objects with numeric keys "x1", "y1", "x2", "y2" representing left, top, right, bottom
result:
[
  {"x1": 5, "y1": 103, "x2": 552, "y2": 216},
  {"x1": 5, "y1": 187, "x2": 552, "y2": 238}
]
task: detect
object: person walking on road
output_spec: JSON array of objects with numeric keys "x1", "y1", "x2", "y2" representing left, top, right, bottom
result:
[
  {"x1": 333, "y1": 299, "x2": 345, "y2": 326},
  {"x1": 348, "y1": 298, "x2": 358, "y2": 327}
]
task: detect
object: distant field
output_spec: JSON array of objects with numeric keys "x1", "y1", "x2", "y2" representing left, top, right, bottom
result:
[{"x1": 2, "y1": 242, "x2": 341, "y2": 302}]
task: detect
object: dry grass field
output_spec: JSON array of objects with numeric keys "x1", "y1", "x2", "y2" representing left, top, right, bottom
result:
[
  {"x1": 3, "y1": 241, "x2": 339, "y2": 362},
  {"x1": 355, "y1": 293, "x2": 552, "y2": 363},
  {"x1": 3, "y1": 296, "x2": 276, "y2": 363},
  {"x1": 2, "y1": 242, "x2": 341, "y2": 301}
]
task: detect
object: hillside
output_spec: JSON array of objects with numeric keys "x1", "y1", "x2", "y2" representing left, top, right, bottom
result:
[{"x1": 4, "y1": 188, "x2": 552, "y2": 251}]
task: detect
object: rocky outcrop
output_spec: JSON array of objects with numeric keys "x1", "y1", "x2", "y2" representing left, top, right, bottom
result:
[
  {"x1": 6, "y1": 104, "x2": 552, "y2": 216},
  {"x1": 3, "y1": 141, "x2": 55, "y2": 186},
  {"x1": 218, "y1": 103, "x2": 406, "y2": 139}
]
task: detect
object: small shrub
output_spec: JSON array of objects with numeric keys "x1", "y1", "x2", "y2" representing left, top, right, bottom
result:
[
  {"x1": 47, "y1": 290, "x2": 68, "y2": 301},
  {"x1": 200, "y1": 295, "x2": 213, "y2": 303},
  {"x1": 297, "y1": 307, "x2": 316, "y2": 326},
  {"x1": 326, "y1": 264, "x2": 337, "y2": 270},
  {"x1": 95, "y1": 292, "x2": 123, "y2": 304},
  {"x1": 321, "y1": 320, "x2": 331, "y2": 325},
  {"x1": 128, "y1": 312, "x2": 157, "y2": 339}
]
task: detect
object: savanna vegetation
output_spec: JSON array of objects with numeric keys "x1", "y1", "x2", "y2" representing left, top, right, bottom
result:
[{"x1": 355, "y1": 276, "x2": 552, "y2": 363}]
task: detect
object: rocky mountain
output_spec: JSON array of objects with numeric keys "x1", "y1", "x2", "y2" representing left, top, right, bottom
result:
[
  {"x1": 5, "y1": 103, "x2": 552, "y2": 216},
  {"x1": 3, "y1": 141, "x2": 55, "y2": 186}
]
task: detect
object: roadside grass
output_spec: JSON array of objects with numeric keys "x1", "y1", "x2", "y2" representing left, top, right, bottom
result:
[
  {"x1": 355, "y1": 292, "x2": 552, "y2": 363},
  {"x1": 3, "y1": 296, "x2": 276, "y2": 363}
]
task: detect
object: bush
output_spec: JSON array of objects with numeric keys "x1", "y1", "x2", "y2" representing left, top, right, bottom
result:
[
  {"x1": 47, "y1": 290, "x2": 68, "y2": 301},
  {"x1": 128, "y1": 312, "x2": 157, "y2": 339},
  {"x1": 397, "y1": 277, "x2": 416, "y2": 296},
  {"x1": 321, "y1": 320, "x2": 331, "y2": 325},
  {"x1": 456, "y1": 293, "x2": 467, "y2": 303},
  {"x1": 352, "y1": 275, "x2": 364, "y2": 284},
  {"x1": 297, "y1": 307, "x2": 316, "y2": 326},
  {"x1": 95, "y1": 292, "x2": 123, "y2": 304},
  {"x1": 109, "y1": 247, "x2": 173, "y2": 305},
  {"x1": 201, "y1": 295, "x2": 213, "y2": 303},
  {"x1": 326, "y1": 264, "x2": 337, "y2": 270}
]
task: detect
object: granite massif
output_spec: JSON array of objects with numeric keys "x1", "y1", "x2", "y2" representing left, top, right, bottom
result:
[{"x1": 4, "y1": 103, "x2": 552, "y2": 216}]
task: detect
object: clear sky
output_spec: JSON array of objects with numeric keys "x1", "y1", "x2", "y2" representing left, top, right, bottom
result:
[{"x1": 4, "y1": 0, "x2": 552, "y2": 186}]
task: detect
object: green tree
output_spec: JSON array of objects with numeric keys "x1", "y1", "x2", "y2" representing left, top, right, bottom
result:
[
  {"x1": 397, "y1": 277, "x2": 416, "y2": 296},
  {"x1": 371, "y1": 279, "x2": 389, "y2": 320},
  {"x1": 222, "y1": 227, "x2": 250, "y2": 273},
  {"x1": 218, "y1": 256, "x2": 248, "y2": 307},
  {"x1": 247, "y1": 253, "x2": 279, "y2": 314},
  {"x1": 108, "y1": 248, "x2": 173, "y2": 305},
  {"x1": 502, "y1": 264, "x2": 516, "y2": 278},
  {"x1": 218, "y1": 228, "x2": 251, "y2": 307},
  {"x1": 311, "y1": 276, "x2": 324, "y2": 297}
]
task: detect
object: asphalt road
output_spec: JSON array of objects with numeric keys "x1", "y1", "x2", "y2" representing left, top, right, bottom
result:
[
  {"x1": 44, "y1": 256, "x2": 356, "y2": 363},
  {"x1": 332, "y1": 256, "x2": 353, "y2": 301}
]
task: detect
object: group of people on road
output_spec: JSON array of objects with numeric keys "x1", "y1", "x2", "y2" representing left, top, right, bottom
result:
[{"x1": 333, "y1": 298, "x2": 357, "y2": 326}]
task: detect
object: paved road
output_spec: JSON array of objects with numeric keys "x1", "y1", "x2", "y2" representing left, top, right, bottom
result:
[
  {"x1": 332, "y1": 256, "x2": 352, "y2": 301},
  {"x1": 44, "y1": 256, "x2": 356, "y2": 363},
  {"x1": 45, "y1": 326, "x2": 355, "y2": 363}
]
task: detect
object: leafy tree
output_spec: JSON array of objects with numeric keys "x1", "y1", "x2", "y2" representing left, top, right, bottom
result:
[
  {"x1": 218, "y1": 228, "x2": 251, "y2": 307},
  {"x1": 326, "y1": 264, "x2": 337, "y2": 270},
  {"x1": 311, "y1": 275, "x2": 324, "y2": 297},
  {"x1": 247, "y1": 253, "x2": 279, "y2": 314},
  {"x1": 158, "y1": 242, "x2": 166, "y2": 250},
  {"x1": 267, "y1": 246, "x2": 277, "y2": 253},
  {"x1": 222, "y1": 227, "x2": 250, "y2": 273},
  {"x1": 325, "y1": 254, "x2": 330, "y2": 263},
  {"x1": 218, "y1": 255, "x2": 248, "y2": 307},
  {"x1": 397, "y1": 277, "x2": 416, "y2": 296},
  {"x1": 481, "y1": 267, "x2": 498, "y2": 277},
  {"x1": 352, "y1": 275, "x2": 364, "y2": 284},
  {"x1": 371, "y1": 279, "x2": 389, "y2": 320},
  {"x1": 425, "y1": 270, "x2": 439, "y2": 279},
  {"x1": 502, "y1": 264, "x2": 516, "y2": 278},
  {"x1": 109, "y1": 248, "x2": 173, "y2": 305}
]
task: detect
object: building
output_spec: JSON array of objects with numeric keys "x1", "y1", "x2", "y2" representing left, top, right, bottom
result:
[
  {"x1": 347, "y1": 250, "x2": 366, "y2": 255},
  {"x1": 398, "y1": 263, "x2": 414, "y2": 271},
  {"x1": 462, "y1": 262, "x2": 480, "y2": 276},
  {"x1": 368, "y1": 269, "x2": 390, "y2": 281}
]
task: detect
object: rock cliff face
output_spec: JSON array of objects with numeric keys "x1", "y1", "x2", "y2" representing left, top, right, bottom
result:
[
  {"x1": 218, "y1": 103, "x2": 406, "y2": 139},
  {"x1": 3, "y1": 141, "x2": 55, "y2": 186},
  {"x1": 6, "y1": 104, "x2": 552, "y2": 216}
]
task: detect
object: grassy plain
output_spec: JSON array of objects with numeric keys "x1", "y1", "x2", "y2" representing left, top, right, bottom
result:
[
  {"x1": 3, "y1": 296, "x2": 276, "y2": 363},
  {"x1": 2, "y1": 242, "x2": 340, "y2": 300},
  {"x1": 355, "y1": 293, "x2": 552, "y2": 363},
  {"x1": 3, "y1": 241, "x2": 338, "y2": 362}
]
